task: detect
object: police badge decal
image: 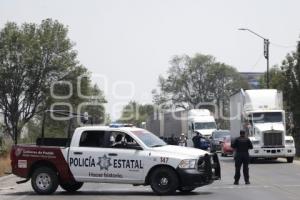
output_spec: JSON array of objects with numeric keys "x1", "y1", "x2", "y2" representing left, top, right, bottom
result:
[{"x1": 97, "y1": 155, "x2": 112, "y2": 170}]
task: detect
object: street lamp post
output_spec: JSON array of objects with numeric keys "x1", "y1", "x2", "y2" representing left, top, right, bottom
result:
[{"x1": 238, "y1": 28, "x2": 270, "y2": 88}]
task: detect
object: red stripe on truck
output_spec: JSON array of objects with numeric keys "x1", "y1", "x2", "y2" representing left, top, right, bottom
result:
[{"x1": 11, "y1": 145, "x2": 75, "y2": 183}]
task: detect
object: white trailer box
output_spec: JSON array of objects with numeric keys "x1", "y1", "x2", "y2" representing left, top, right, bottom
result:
[{"x1": 146, "y1": 109, "x2": 217, "y2": 146}]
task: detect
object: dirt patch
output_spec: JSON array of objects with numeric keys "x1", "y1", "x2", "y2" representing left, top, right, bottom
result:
[{"x1": 0, "y1": 153, "x2": 11, "y2": 176}]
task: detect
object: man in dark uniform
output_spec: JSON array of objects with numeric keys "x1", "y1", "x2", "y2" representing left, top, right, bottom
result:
[
  {"x1": 192, "y1": 131, "x2": 201, "y2": 148},
  {"x1": 231, "y1": 130, "x2": 253, "y2": 185}
]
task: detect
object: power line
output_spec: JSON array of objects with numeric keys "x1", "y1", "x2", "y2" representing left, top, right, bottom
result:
[
  {"x1": 250, "y1": 53, "x2": 264, "y2": 72},
  {"x1": 270, "y1": 42, "x2": 297, "y2": 49}
]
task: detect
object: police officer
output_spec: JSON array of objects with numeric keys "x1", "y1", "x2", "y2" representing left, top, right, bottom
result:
[
  {"x1": 231, "y1": 130, "x2": 253, "y2": 185},
  {"x1": 192, "y1": 131, "x2": 201, "y2": 148}
]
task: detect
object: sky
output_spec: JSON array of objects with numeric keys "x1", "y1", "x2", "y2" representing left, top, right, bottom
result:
[{"x1": 1, "y1": 0, "x2": 300, "y2": 120}]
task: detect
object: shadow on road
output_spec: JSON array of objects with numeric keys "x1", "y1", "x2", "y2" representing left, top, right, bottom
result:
[
  {"x1": 219, "y1": 157, "x2": 289, "y2": 165},
  {"x1": 250, "y1": 159, "x2": 288, "y2": 165},
  {"x1": 4, "y1": 190, "x2": 213, "y2": 196}
]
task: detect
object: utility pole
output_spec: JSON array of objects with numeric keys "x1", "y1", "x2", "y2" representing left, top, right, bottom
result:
[
  {"x1": 239, "y1": 28, "x2": 270, "y2": 88},
  {"x1": 264, "y1": 39, "x2": 270, "y2": 88}
]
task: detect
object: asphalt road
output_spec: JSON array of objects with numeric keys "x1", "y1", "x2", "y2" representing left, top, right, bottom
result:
[{"x1": 1, "y1": 156, "x2": 300, "y2": 200}]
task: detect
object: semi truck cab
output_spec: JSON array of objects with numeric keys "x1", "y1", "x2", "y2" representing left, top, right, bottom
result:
[
  {"x1": 245, "y1": 110, "x2": 295, "y2": 162},
  {"x1": 230, "y1": 89, "x2": 296, "y2": 163}
]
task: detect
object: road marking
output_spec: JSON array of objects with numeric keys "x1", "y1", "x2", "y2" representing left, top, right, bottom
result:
[
  {"x1": 200, "y1": 184, "x2": 300, "y2": 190},
  {"x1": 0, "y1": 187, "x2": 15, "y2": 190},
  {"x1": 280, "y1": 184, "x2": 300, "y2": 187}
]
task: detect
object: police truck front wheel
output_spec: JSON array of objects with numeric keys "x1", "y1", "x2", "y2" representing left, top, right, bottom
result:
[
  {"x1": 150, "y1": 167, "x2": 179, "y2": 195},
  {"x1": 60, "y1": 181, "x2": 83, "y2": 192},
  {"x1": 31, "y1": 167, "x2": 58, "y2": 194}
]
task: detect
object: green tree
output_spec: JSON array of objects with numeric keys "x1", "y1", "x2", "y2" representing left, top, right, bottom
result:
[
  {"x1": 259, "y1": 66, "x2": 285, "y2": 90},
  {"x1": 281, "y1": 41, "x2": 300, "y2": 155},
  {"x1": 152, "y1": 53, "x2": 248, "y2": 128},
  {"x1": 0, "y1": 19, "x2": 106, "y2": 143},
  {"x1": 119, "y1": 101, "x2": 154, "y2": 127},
  {"x1": 84, "y1": 84, "x2": 106, "y2": 125}
]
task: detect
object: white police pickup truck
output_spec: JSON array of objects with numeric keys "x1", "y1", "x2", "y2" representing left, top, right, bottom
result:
[{"x1": 11, "y1": 126, "x2": 221, "y2": 195}]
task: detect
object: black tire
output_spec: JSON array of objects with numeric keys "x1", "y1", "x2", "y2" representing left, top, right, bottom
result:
[
  {"x1": 150, "y1": 167, "x2": 179, "y2": 195},
  {"x1": 60, "y1": 182, "x2": 83, "y2": 192},
  {"x1": 31, "y1": 167, "x2": 58, "y2": 195},
  {"x1": 287, "y1": 157, "x2": 294, "y2": 163},
  {"x1": 178, "y1": 187, "x2": 195, "y2": 193}
]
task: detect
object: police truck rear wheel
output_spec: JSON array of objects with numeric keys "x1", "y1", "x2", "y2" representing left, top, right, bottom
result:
[
  {"x1": 150, "y1": 167, "x2": 179, "y2": 195},
  {"x1": 60, "y1": 182, "x2": 83, "y2": 192},
  {"x1": 31, "y1": 167, "x2": 58, "y2": 194}
]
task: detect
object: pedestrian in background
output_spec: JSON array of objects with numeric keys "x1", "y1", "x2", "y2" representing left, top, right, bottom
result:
[
  {"x1": 231, "y1": 130, "x2": 253, "y2": 185},
  {"x1": 178, "y1": 133, "x2": 187, "y2": 146},
  {"x1": 168, "y1": 134, "x2": 177, "y2": 145}
]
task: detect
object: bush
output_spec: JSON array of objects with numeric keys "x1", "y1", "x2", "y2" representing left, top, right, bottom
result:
[
  {"x1": 0, "y1": 137, "x2": 13, "y2": 156},
  {"x1": 0, "y1": 153, "x2": 11, "y2": 176}
]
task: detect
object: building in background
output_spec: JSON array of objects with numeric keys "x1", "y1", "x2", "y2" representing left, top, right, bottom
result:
[{"x1": 240, "y1": 72, "x2": 264, "y2": 89}]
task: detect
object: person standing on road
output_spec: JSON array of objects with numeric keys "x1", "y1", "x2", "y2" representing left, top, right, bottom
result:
[
  {"x1": 192, "y1": 131, "x2": 201, "y2": 148},
  {"x1": 231, "y1": 130, "x2": 253, "y2": 185}
]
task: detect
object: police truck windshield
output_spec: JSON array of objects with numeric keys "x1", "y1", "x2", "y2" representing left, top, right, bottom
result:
[
  {"x1": 252, "y1": 112, "x2": 282, "y2": 123},
  {"x1": 194, "y1": 122, "x2": 216, "y2": 130},
  {"x1": 131, "y1": 130, "x2": 166, "y2": 147}
]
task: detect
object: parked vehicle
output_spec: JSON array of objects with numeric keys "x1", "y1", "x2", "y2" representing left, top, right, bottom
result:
[
  {"x1": 210, "y1": 130, "x2": 230, "y2": 152},
  {"x1": 230, "y1": 89, "x2": 295, "y2": 163},
  {"x1": 220, "y1": 135, "x2": 233, "y2": 157},
  {"x1": 193, "y1": 131, "x2": 211, "y2": 150},
  {"x1": 10, "y1": 124, "x2": 221, "y2": 195},
  {"x1": 146, "y1": 109, "x2": 217, "y2": 147}
]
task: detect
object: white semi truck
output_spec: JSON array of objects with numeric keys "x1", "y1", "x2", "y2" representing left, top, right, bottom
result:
[
  {"x1": 146, "y1": 109, "x2": 217, "y2": 146},
  {"x1": 230, "y1": 89, "x2": 296, "y2": 163}
]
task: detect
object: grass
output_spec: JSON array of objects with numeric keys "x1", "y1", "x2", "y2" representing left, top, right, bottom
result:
[{"x1": 0, "y1": 153, "x2": 11, "y2": 176}]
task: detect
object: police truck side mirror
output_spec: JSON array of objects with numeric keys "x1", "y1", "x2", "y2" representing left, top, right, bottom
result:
[{"x1": 127, "y1": 143, "x2": 143, "y2": 150}]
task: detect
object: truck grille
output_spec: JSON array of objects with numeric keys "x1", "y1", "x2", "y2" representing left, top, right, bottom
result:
[
  {"x1": 197, "y1": 153, "x2": 221, "y2": 180},
  {"x1": 263, "y1": 132, "x2": 283, "y2": 147},
  {"x1": 198, "y1": 154, "x2": 212, "y2": 176}
]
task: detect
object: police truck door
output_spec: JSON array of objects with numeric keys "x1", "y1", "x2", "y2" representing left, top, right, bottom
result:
[
  {"x1": 105, "y1": 131, "x2": 145, "y2": 183},
  {"x1": 68, "y1": 130, "x2": 108, "y2": 182}
]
